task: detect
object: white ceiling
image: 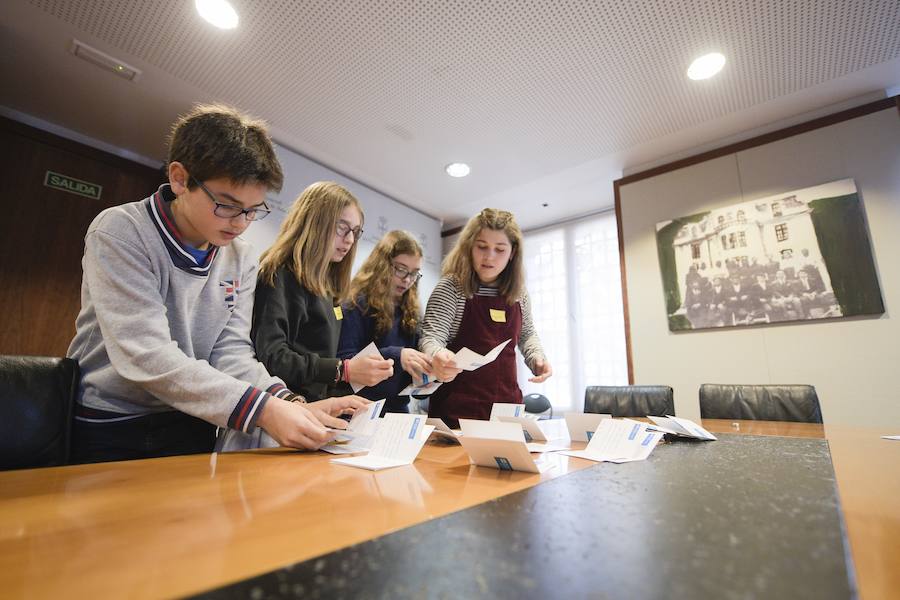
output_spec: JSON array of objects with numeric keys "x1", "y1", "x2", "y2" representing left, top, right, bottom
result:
[{"x1": 2, "y1": 0, "x2": 899, "y2": 231}]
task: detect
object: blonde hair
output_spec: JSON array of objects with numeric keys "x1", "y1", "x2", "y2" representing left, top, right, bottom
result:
[
  {"x1": 442, "y1": 208, "x2": 525, "y2": 303},
  {"x1": 349, "y1": 230, "x2": 423, "y2": 337},
  {"x1": 259, "y1": 181, "x2": 363, "y2": 300}
]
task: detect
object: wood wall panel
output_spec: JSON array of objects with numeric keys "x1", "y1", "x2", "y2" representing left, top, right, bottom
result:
[{"x1": 0, "y1": 118, "x2": 162, "y2": 356}]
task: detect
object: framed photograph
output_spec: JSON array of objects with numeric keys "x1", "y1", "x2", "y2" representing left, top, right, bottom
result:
[{"x1": 655, "y1": 179, "x2": 884, "y2": 331}]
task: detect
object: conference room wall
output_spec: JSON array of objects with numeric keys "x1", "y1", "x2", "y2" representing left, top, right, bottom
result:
[
  {"x1": 239, "y1": 142, "x2": 443, "y2": 303},
  {"x1": 618, "y1": 106, "x2": 900, "y2": 427}
]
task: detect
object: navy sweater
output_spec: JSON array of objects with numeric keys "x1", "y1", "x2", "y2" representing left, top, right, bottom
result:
[{"x1": 337, "y1": 298, "x2": 418, "y2": 413}]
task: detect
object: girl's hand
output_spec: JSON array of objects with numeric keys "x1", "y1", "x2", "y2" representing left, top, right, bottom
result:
[
  {"x1": 400, "y1": 348, "x2": 433, "y2": 384},
  {"x1": 528, "y1": 358, "x2": 553, "y2": 383},
  {"x1": 347, "y1": 354, "x2": 394, "y2": 387},
  {"x1": 431, "y1": 349, "x2": 462, "y2": 383}
]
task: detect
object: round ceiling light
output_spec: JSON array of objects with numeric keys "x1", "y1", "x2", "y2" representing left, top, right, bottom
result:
[
  {"x1": 445, "y1": 163, "x2": 471, "y2": 178},
  {"x1": 687, "y1": 52, "x2": 726, "y2": 80},
  {"x1": 196, "y1": 0, "x2": 239, "y2": 30}
]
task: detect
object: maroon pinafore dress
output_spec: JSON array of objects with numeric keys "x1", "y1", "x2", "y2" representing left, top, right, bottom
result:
[{"x1": 428, "y1": 293, "x2": 523, "y2": 428}]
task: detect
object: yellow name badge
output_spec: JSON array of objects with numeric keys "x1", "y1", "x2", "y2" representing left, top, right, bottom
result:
[
  {"x1": 333, "y1": 306, "x2": 343, "y2": 320},
  {"x1": 489, "y1": 308, "x2": 506, "y2": 323}
]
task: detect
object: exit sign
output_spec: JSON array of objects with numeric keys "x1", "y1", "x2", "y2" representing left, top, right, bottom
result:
[{"x1": 44, "y1": 171, "x2": 103, "y2": 200}]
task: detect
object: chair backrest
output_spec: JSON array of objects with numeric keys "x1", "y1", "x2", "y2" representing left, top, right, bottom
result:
[
  {"x1": 0, "y1": 356, "x2": 79, "y2": 470},
  {"x1": 584, "y1": 385, "x2": 674, "y2": 417},
  {"x1": 699, "y1": 384, "x2": 822, "y2": 423},
  {"x1": 523, "y1": 393, "x2": 552, "y2": 419}
]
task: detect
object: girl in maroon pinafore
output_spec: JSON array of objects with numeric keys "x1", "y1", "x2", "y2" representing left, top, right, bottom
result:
[{"x1": 419, "y1": 209, "x2": 552, "y2": 428}]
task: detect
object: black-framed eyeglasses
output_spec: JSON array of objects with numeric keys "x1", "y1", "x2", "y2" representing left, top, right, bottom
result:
[
  {"x1": 391, "y1": 262, "x2": 423, "y2": 283},
  {"x1": 191, "y1": 176, "x2": 271, "y2": 222},
  {"x1": 336, "y1": 219, "x2": 363, "y2": 242}
]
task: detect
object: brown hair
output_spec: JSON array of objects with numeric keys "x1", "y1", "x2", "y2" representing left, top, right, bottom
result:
[
  {"x1": 442, "y1": 208, "x2": 525, "y2": 303},
  {"x1": 258, "y1": 182, "x2": 363, "y2": 300},
  {"x1": 349, "y1": 230, "x2": 423, "y2": 337},
  {"x1": 168, "y1": 103, "x2": 283, "y2": 192}
]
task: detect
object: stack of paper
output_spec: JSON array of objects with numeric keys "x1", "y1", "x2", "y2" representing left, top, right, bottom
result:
[
  {"x1": 647, "y1": 415, "x2": 718, "y2": 441},
  {"x1": 563, "y1": 412, "x2": 612, "y2": 442},
  {"x1": 457, "y1": 419, "x2": 556, "y2": 473},
  {"x1": 320, "y1": 399, "x2": 385, "y2": 455},
  {"x1": 331, "y1": 413, "x2": 434, "y2": 470},
  {"x1": 561, "y1": 419, "x2": 663, "y2": 463}
]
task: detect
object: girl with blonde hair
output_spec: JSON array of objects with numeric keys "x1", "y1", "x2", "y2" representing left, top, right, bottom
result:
[
  {"x1": 252, "y1": 181, "x2": 393, "y2": 402},
  {"x1": 419, "y1": 209, "x2": 551, "y2": 427},
  {"x1": 338, "y1": 230, "x2": 433, "y2": 414}
]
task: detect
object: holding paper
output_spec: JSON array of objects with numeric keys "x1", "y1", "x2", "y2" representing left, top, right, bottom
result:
[
  {"x1": 320, "y1": 399, "x2": 385, "y2": 455},
  {"x1": 561, "y1": 419, "x2": 663, "y2": 463},
  {"x1": 331, "y1": 413, "x2": 434, "y2": 470}
]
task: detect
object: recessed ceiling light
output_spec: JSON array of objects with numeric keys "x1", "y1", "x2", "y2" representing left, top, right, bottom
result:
[
  {"x1": 196, "y1": 0, "x2": 239, "y2": 30},
  {"x1": 687, "y1": 52, "x2": 726, "y2": 80},
  {"x1": 445, "y1": 163, "x2": 471, "y2": 178}
]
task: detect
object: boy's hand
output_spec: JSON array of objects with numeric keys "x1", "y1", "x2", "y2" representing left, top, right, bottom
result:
[
  {"x1": 431, "y1": 349, "x2": 462, "y2": 382},
  {"x1": 307, "y1": 395, "x2": 370, "y2": 429},
  {"x1": 256, "y1": 398, "x2": 335, "y2": 450},
  {"x1": 347, "y1": 354, "x2": 394, "y2": 387}
]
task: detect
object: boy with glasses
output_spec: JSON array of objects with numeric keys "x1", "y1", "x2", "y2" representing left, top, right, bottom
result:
[{"x1": 68, "y1": 104, "x2": 366, "y2": 463}]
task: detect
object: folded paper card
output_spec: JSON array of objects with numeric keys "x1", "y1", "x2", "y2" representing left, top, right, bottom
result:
[
  {"x1": 646, "y1": 415, "x2": 717, "y2": 441},
  {"x1": 564, "y1": 412, "x2": 612, "y2": 442},
  {"x1": 425, "y1": 418, "x2": 462, "y2": 443},
  {"x1": 489, "y1": 402, "x2": 528, "y2": 420},
  {"x1": 331, "y1": 413, "x2": 434, "y2": 470}
]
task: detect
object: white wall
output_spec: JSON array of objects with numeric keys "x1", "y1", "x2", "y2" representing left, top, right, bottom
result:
[
  {"x1": 240, "y1": 143, "x2": 443, "y2": 300},
  {"x1": 618, "y1": 107, "x2": 900, "y2": 427}
]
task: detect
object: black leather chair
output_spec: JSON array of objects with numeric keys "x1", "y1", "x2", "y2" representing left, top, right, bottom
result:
[
  {"x1": 524, "y1": 393, "x2": 552, "y2": 419},
  {"x1": 0, "y1": 356, "x2": 79, "y2": 470},
  {"x1": 699, "y1": 384, "x2": 823, "y2": 423},
  {"x1": 584, "y1": 385, "x2": 674, "y2": 417}
]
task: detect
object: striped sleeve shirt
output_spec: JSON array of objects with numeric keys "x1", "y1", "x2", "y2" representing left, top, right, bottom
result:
[{"x1": 419, "y1": 276, "x2": 545, "y2": 370}]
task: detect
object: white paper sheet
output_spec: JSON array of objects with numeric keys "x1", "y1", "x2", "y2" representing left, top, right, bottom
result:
[
  {"x1": 320, "y1": 399, "x2": 384, "y2": 455},
  {"x1": 881, "y1": 435, "x2": 900, "y2": 441},
  {"x1": 453, "y1": 339, "x2": 511, "y2": 371},
  {"x1": 398, "y1": 380, "x2": 443, "y2": 396},
  {"x1": 560, "y1": 419, "x2": 662, "y2": 463},
  {"x1": 350, "y1": 341, "x2": 385, "y2": 393}
]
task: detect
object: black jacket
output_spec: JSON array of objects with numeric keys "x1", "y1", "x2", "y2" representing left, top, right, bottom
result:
[{"x1": 251, "y1": 266, "x2": 340, "y2": 401}]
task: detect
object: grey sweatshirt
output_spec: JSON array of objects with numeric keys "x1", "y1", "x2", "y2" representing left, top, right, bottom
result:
[{"x1": 67, "y1": 185, "x2": 291, "y2": 434}]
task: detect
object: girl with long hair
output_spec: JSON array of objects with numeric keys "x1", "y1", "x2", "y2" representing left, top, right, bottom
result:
[
  {"x1": 419, "y1": 208, "x2": 551, "y2": 427},
  {"x1": 251, "y1": 181, "x2": 394, "y2": 402},
  {"x1": 338, "y1": 230, "x2": 433, "y2": 414}
]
